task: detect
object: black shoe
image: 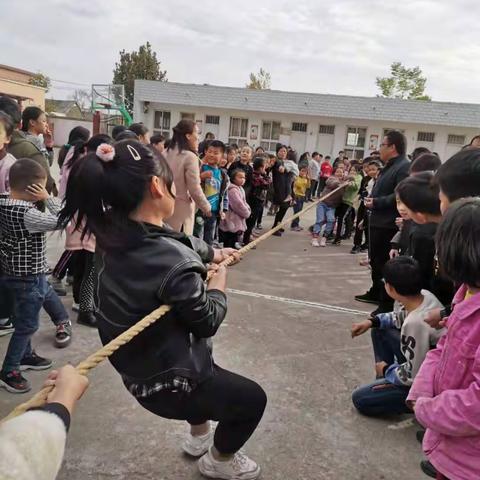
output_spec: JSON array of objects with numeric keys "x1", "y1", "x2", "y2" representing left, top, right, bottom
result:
[
  {"x1": 20, "y1": 351, "x2": 52, "y2": 371},
  {"x1": 55, "y1": 321, "x2": 72, "y2": 348},
  {"x1": 360, "y1": 243, "x2": 369, "y2": 252},
  {"x1": 350, "y1": 246, "x2": 362, "y2": 254},
  {"x1": 0, "y1": 370, "x2": 31, "y2": 393},
  {"x1": 420, "y1": 460, "x2": 437, "y2": 479},
  {"x1": 0, "y1": 318, "x2": 14, "y2": 337},
  {"x1": 354, "y1": 292, "x2": 380, "y2": 305},
  {"x1": 332, "y1": 239, "x2": 341, "y2": 245},
  {"x1": 77, "y1": 311, "x2": 97, "y2": 328},
  {"x1": 272, "y1": 231, "x2": 283, "y2": 237},
  {"x1": 416, "y1": 429, "x2": 425, "y2": 444}
]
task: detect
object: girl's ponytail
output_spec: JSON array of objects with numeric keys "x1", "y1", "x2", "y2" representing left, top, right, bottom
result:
[{"x1": 59, "y1": 139, "x2": 174, "y2": 249}]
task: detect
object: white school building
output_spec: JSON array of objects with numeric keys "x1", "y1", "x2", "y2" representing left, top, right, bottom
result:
[{"x1": 133, "y1": 80, "x2": 480, "y2": 161}]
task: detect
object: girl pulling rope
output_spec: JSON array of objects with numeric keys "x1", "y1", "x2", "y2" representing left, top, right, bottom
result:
[{"x1": 56, "y1": 140, "x2": 267, "y2": 480}]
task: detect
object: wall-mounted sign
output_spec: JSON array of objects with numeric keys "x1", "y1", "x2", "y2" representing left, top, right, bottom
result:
[
  {"x1": 369, "y1": 134, "x2": 379, "y2": 150},
  {"x1": 250, "y1": 125, "x2": 258, "y2": 140}
]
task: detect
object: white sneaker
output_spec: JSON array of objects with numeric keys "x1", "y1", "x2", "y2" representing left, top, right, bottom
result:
[
  {"x1": 182, "y1": 430, "x2": 213, "y2": 457},
  {"x1": 72, "y1": 302, "x2": 79, "y2": 313},
  {"x1": 320, "y1": 237, "x2": 327, "y2": 247},
  {"x1": 198, "y1": 449, "x2": 260, "y2": 480},
  {"x1": 311, "y1": 238, "x2": 320, "y2": 247}
]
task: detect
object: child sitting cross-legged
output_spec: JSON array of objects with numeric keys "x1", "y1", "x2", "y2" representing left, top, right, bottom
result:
[
  {"x1": 0, "y1": 159, "x2": 70, "y2": 393},
  {"x1": 351, "y1": 256, "x2": 445, "y2": 416}
]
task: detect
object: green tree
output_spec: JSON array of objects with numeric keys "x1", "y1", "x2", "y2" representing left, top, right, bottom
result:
[
  {"x1": 113, "y1": 42, "x2": 167, "y2": 113},
  {"x1": 28, "y1": 72, "x2": 51, "y2": 92},
  {"x1": 246, "y1": 68, "x2": 271, "y2": 90},
  {"x1": 376, "y1": 62, "x2": 431, "y2": 101}
]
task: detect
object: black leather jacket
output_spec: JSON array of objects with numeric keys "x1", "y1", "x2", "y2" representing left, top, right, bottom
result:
[{"x1": 94, "y1": 221, "x2": 227, "y2": 393}]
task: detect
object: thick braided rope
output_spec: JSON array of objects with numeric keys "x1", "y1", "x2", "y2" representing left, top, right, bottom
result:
[{"x1": 2, "y1": 183, "x2": 346, "y2": 422}]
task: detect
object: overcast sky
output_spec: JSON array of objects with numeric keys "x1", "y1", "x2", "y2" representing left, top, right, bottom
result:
[{"x1": 2, "y1": 0, "x2": 480, "y2": 104}]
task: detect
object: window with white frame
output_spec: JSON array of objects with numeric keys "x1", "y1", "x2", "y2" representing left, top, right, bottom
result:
[
  {"x1": 292, "y1": 122, "x2": 307, "y2": 132},
  {"x1": 228, "y1": 117, "x2": 249, "y2": 146},
  {"x1": 447, "y1": 134, "x2": 466, "y2": 145},
  {"x1": 153, "y1": 111, "x2": 171, "y2": 138},
  {"x1": 261, "y1": 120, "x2": 281, "y2": 152},
  {"x1": 319, "y1": 125, "x2": 335, "y2": 135},
  {"x1": 344, "y1": 126, "x2": 367, "y2": 160},
  {"x1": 205, "y1": 115, "x2": 220, "y2": 125},
  {"x1": 417, "y1": 131, "x2": 435, "y2": 142},
  {"x1": 181, "y1": 112, "x2": 195, "y2": 121}
]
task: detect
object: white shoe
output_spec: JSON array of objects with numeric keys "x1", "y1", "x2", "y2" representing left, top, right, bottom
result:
[
  {"x1": 182, "y1": 430, "x2": 213, "y2": 457},
  {"x1": 198, "y1": 449, "x2": 260, "y2": 480},
  {"x1": 311, "y1": 238, "x2": 320, "y2": 247},
  {"x1": 320, "y1": 237, "x2": 327, "y2": 247},
  {"x1": 72, "y1": 302, "x2": 79, "y2": 313}
]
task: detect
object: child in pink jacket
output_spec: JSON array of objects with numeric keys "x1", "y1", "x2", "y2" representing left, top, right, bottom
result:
[
  {"x1": 407, "y1": 198, "x2": 480, "y2": 480},
  {"x1": 219, "y1": 169, "x2": 251, "y2": 248}
]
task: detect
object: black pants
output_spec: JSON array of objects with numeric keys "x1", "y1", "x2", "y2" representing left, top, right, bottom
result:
[
  {"x1": 220, "y1": 231, "x2": 239, "y2": 248},
  {"x1": 334, "y1": 203, "x2": 351, "y2": 241},
  {"x1": 353, "y1": 203, "x2": 369, "y2": 247},
  {"x1": 72, "y1": 250, "x2": 95, "y2": 312},
  {"x1": 138, "y1": 366, "x2": 267, "y2": 454},
  {"x1": 306, "y1": 180, "x2": 318, "y2": 201},
  {"x1": 369, "y1": 226, "x2": 397, "y2": 310},
  {"x1": 273, "y1": 201, "x2": 290, "y2": 228},
  {"x1": 244, "y1": 198, "x2": 264, "y2": 244}
]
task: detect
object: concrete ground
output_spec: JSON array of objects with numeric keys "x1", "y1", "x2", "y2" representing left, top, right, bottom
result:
[{"x1": 0, "y1": 206, "x2": 426, "y2": 480}]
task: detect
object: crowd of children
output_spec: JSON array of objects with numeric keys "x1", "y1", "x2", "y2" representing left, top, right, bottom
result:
[{"x1": 0, "y1": 91, "x2": 479, "y2": 479}]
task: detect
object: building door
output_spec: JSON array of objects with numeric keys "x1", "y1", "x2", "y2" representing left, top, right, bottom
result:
[
  {"x1": 290, "y1": 132, "x2": 307, "y2": 153},
  {"x1": 204, "y1": 115, "x2": 220, "y2": 139},
  {"x1": 289, "y1": 122, "x2": 308, "y2": 153},
  {"x1": 316, "y1": 134, "x2": 334, "y2": 156}
]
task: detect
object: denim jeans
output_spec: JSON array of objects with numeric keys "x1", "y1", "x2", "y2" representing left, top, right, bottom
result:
[
  {"x1": 313, "y1": 202, "x2": 335, "y2": 236},
  {"x1": 291, "y1": 197, "x2": 305, "y2": 228},
  {"x1": 351, "y1": 327, "x2": 409, "y2": 416},
  {"x1": 371, "y1": 327, "x2": 403, "y2": 365},
  {"x1": 2, "y1": 274, "x2": 68, "y2": 373},
  {"x1": 352, "y1": 378, "x2": 411, "y2": 416},
  {"x1": 202, "y1": 215, "x2": 218, "y2": 246}
]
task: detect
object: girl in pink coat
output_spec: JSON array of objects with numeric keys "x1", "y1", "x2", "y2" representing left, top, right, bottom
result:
[
  {"x1": 219, "y1": 169, "x2": 251, "y2": 248},
  {"x1": 408, "y1": 198, "x2": 480, "y2": 480}
]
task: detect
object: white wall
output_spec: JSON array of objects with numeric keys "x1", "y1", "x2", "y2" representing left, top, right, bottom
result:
[
  {"x1": 49, "y1": 117, "x2": 93, "y2": 147},
  {"x1": 135, "y1": 102, "x2": 478, "y2": 161}
]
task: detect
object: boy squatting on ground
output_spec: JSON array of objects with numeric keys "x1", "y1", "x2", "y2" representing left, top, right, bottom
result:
[
  {"x1": 350, "y1": 256, "x2": 444, "y2": 416},
  {"x1": 0, "y1": 158, "x2": 70, "y2": 394}
]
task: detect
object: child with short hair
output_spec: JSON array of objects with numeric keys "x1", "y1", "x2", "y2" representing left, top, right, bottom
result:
[
  {"x1": 351, "y1": 256, "x2": 444, "y2": 416},
  {"x1": 407, "y1": 198, "x2": 480, "y2": 480},
  {"x1": 0, "y1": 159, "x2": 70, "y2": 393},
  {"x1": 333, "y1": 164, "x2": 362, "y2": 245},
  {"x1": 197, "y1": 140, "x2": 229, "y2": 245},
  {"x1": 311, "y1": 166, "x2": 346, "y2": 247},
  {"x1": 290, "y1": 167, "x2": 310, "y2": 231},
  {"x1": 243, "y1": 157, "x2": 271, "y2": 245},
  {"x1": 219, "y1": 170, "x2": 251, "y2": 248},
  {"x1": 228, "y1": 145, "x2": 253, "y2": 197}
]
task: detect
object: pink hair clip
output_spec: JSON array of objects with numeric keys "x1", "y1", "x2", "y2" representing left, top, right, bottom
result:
[{"x1": 96, "y1": 143, "x2": 115, "y2": 163}]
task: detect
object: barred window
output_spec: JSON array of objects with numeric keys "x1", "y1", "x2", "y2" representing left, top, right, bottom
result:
[
  {"x1": 319, "y1": 125, "x2": 335, "y2": 135},
  {"x1": 205, "y1": 115, "x2": 220, "y2": 125},
  {"x1": 417, "y1": 131, "x2": 435, "y2": 142},
  {"x1": 292, "y1": 122, "x2": 307, "y2": 132},
  {"x1": 447, "y1": 134, "x2": 466, "y2": 145}
]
